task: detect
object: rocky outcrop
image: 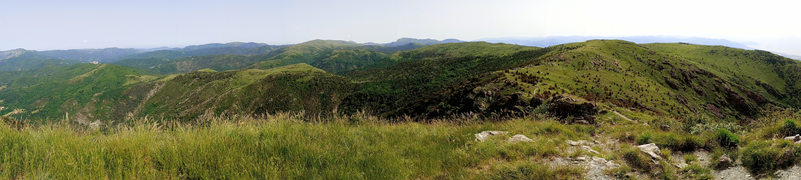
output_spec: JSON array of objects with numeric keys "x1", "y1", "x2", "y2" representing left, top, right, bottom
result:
[
  {"x1": 474, "y1": 131, "x2": 508, "y2": 142},
  {"x1": 548, "y1": 95, "x2": 598, "y2": 124},
  {"x1": 475, "y1": 131, "x2": 535, "y2": 143},
  {"x1": 637, "y1": 143, "x2": 663, "y2": 160},
  {"x1": 718, "y1": 154, "x2": 734, "y2": 169}
]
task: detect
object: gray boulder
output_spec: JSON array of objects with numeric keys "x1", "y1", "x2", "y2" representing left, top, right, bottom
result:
[
  {"x1": 474, "y1": 131, "x2": 508, "y2": 142},
  {"x1": 637, "y1": 143, "x2": 663, "y2": 160}
]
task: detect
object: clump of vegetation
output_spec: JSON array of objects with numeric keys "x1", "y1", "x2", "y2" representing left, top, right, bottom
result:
[
  {"x1": 740, "y1": 140, "x2": 801, "y2": 176},
  {"x1": 605, "y1": 165, "x2": 633, "y2": 179},
  {"x1": 715, "y1": 128, "x2": 740, "y2": 148},
  {"x1": 681, "y1": 163, "x2": 712, "y2": 180},
  {"x1": 622, "y1": 146, "x2": 654, "y2": 172},
  {"x1": 781, "y1": 119, "x2": 801, "y2": 136}
]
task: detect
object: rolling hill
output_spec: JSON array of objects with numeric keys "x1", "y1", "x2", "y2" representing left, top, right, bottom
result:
[
  {"x1": 1, "y1": 39, "x2": 800, "y2": 125},
  {"x1": 0, "y1": 63, "x2": 154, "y2": 123}
]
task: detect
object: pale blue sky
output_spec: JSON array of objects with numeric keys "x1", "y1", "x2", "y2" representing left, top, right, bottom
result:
[{"x1": 1, "y1": 0, "x2": 799, "y2": 55}]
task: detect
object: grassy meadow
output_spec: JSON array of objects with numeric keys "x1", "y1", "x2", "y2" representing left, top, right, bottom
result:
[
  {"x1": 0, "y1": 112, "x2": 591, "y2": 180},
  {"x1": 3, "y1": 108, "x2": 801, "y2": 179}
]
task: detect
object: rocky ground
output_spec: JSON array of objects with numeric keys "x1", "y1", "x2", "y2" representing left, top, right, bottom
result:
[{"x1": 529, "y1": 134, "x2": 800, "y2": 180}]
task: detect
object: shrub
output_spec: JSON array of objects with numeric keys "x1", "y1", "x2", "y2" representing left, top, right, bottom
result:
[
  {"x1": 682, "y1": 113, "x2": 713, "y2": 132},
  {"x1": 740, "y1": 140, "x2": 800, "y2": 175},
  {"x1": 681, "y1": 163, "x2": 712, "y2": 180},
  {"x1": 637, "y1": 132, "x2": 652, "y2": 145},
  {"x1": 715, "y1": 128, "x2": 740, "y2": 148},
  {"x1": 781, "y1": 119, "x2": 801, "y2": 137}
]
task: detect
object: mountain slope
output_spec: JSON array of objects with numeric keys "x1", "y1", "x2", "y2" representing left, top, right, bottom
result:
[
  {"x1": 3, "y1": 40, "x2": 800, "y2": 125},
  {"x1": 115, "y1": 45, "x2": 284, "y2": 61},
  {"x1": 247, "y1": 40, "x2": 366, "y2": 70},
  {"x1": 402, "y1": 40, "x2": 801, "y2": 121},
  {"x1": 37, "y1": 48, "x2": 143, "y2": 62},
  {"x1": 339, "y1": 42, "x2": 544, "y2": 116},
  {"x1": 643, "y1": 43, "x2": 801, "y2": 107},
  {"x1": 112, "y1": 63, "x2": 355, "y2": 122},
  {"x1": 0, "y1": 63, "x2": 155, "y2": 123},
  {"x1": 0, "y1": 50, "x2": 79, "y2": 71}
]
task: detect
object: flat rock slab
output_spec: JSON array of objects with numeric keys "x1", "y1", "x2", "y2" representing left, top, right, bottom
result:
[{"x1": 508, "y1": 134, "x2": 534, "y2": 143}]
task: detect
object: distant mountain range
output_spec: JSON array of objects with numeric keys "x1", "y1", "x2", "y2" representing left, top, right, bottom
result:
[{"x1": 476, "y1": 36, "x2": 755, "y2": 50}]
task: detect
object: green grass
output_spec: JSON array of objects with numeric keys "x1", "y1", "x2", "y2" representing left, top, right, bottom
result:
[{"x1": 0, "y1": 113, "x2": 592, "y2": 179}]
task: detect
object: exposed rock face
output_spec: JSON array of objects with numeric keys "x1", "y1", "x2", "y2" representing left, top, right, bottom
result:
[
  {"x1": 548, "y1": 95, "x2": 598, "y2": 124},
  {"x1": 474, "y1": 131, "x2": 508, "y2": 142},
  {"x1": 721, "y1": 83, "x2": 756, "y2": 116},
  {"x1": 718, "y1": 154, "x2": 734, "y2": 169},
  {"x1": 485, "y1": 92, "x2": 532, "y2": 116},
  {"x1": 637, "y1": 143, "x2": 663, "y2": 160},
  {"x1": 507, "y1": 134, "x2": 534, "y2": 143},
  {"x1": 784, "y1": 134, "x2": 801, "y2": 142}
]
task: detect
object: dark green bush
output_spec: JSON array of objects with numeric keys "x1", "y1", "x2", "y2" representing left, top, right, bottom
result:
[
  {"x1": 781, "y1": 119, "x2": 801, "y2": 137},
  {"x1": 715, "y1": 128, "x2": 739, "y2": 148}
]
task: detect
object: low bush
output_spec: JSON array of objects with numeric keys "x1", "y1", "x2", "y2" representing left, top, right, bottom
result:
[
  {"x1": 715, "y1": 128, "x2": 740, "y2": 148},
  {"x1": 740, "y1": 140, "x2": 801, "y2": 176},
  {"x1": 781, "y1": 119, "x2": 801, "y2": 137}
]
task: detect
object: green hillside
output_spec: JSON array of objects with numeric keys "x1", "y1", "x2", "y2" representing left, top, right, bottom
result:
[
  {"x1": 4, "y1": 40, "x2": 801, "y2": 179},
  {"x1": 396, "y1": 40, "x2": 801, "y2": 122},
  {"x1": 113, "y1": 54, "x2": 275, "y2": 74},
  {"x1": 37, "y1": 48, "x2": 142, "y2": 62},
  {"x1": 114, "y1": 40, "x2": 399, "y2": 75},
  {"x1": 2, "y1": 40, "x2": 800, "y2": 125},
  {"x1": 115, "y1": 45, "x2": 284, "y2": 61},
  {"x1": 643, "y1": 43, "x2": 801, "y2": 106},
  {"x1": 115, "y1": 63, "x2": 355, "y2": 122},
  {"x1": 0, "y1": 63, "x2": 155, "y2": 123},
  {"x1": 0, "y1": 50, "x2": 81, "y2": 72},
  {"x1": 339, "y1": 42, "x2": 544, "y2": 116},
  {"x1": 247, "y1": 40, "x2": 366, "y2": 70}
]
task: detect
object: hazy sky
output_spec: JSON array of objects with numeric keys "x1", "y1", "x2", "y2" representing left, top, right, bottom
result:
[{"x1": 1, "y1": 0, "x2": 799, "y2": 55}]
